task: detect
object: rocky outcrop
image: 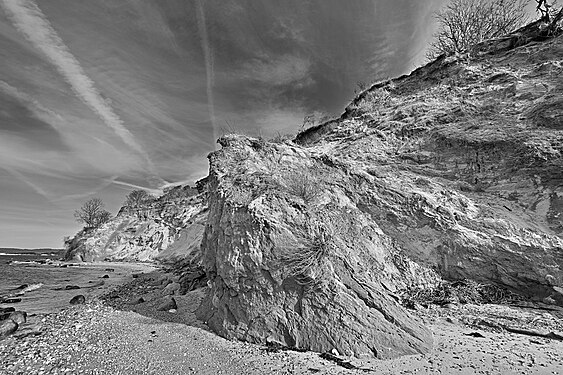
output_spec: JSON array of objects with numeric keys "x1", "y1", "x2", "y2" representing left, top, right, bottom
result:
[
  {"x1": 294, "y1": 21, "x2": 563, "y2": 304},
  {"x1": 65, "y1": 190, "x2": 207, "y2": 263},
  {"x1": 195, "y1": 20, "x2": 563, "y2": 357},
  {"x1": 196, "y1": 136, "x2": 436, "y2": 359}
]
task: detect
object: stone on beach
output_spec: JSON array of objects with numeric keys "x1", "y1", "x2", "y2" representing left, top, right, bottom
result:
[
  {"x1": 130, "y1": 296, "x2": 145, "y2": 305},
  {"x1": 2, "y1": 298, "x2": 22, "y2": 304},
  {"x1": 0, "y1": 319, "x2": 18, "y2": 337},
  {"x1": 0, "y1": 307, "x2": 16, "y2": 321},
  {"x1": 162, "y1": 282, "x2": 180, "y2": 295},
  {"x1": 8, "y1": 311, "x2": 27, "y2": 325},
  {"x1": 157, "y1": 296, "x2": 177, "y2": 311},
  {"x1": 70, "y1": 295, "x2": 86, "y2": 305}
]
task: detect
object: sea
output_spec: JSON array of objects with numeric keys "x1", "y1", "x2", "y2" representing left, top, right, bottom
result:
[{"x1": 0, "y1": 248, "x2": 153, "y2": 315}]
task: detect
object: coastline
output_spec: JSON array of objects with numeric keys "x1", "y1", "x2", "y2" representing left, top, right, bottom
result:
[{"x1": 2, "y1": 265, "x2": 563, "y2": 374}]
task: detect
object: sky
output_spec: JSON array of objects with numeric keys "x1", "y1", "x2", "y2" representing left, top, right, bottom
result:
[{"x1": 0, "y1": 0, "x2": 452, "y2": 248}]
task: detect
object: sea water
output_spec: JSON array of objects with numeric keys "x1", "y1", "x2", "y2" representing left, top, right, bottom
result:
[{"x1": 0, "y1": 249, "x2": 152, "y2": 315}]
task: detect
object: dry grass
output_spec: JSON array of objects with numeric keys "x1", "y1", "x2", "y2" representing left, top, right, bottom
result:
[
  {"x1": 277, "y1": 220, "x2": 336, "y2": 289},
  {"x1": 400, "y1": 279, "x2": 524, "y2": 309},
  {"x1": 285, "y1": 171, "x2": 322, "y2": 204}
]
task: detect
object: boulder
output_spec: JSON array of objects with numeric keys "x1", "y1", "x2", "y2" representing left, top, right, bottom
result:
[
  {"x1": 130, "y1": 296, "x2": 145, "y2": 305},
  {"x1": 157, "y1": 296, "x2": 177, "y2": 311},
  {"x1": 0, "y1": 319, "x2": 18, "y2": 337},
  {"x1": 101, "y1": 275, "x2": 110, "y2": 279},
  {"x1": 8, "y1": 311, "x2": 27, "y2": 325},
  {"x1": 162, "y1": 282, "x2": 181, "y2": 295},
  {"x1": 2, "y1": 298, "x2": 21, "y2": 304},
  {"x1": 196, "y1": 136, "x2": 435, "y2": 359},
  {"x1": 69, "y1": 295, "x2": 86, "y2": 305},
  {"x1": 65, "y1": 285, "x2": 81, "y2": 290},
  {"x1": 0, "y1": 307, "x2": 15, "y2": 320},
  {"x1": 105, "y1": 268, "x2": 115, "y2": 272}
]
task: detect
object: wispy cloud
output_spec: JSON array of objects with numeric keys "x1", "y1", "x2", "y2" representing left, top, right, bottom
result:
[
  {"x1": 195, "y1": 0, "x2": 217, "y2": 141},
  {"x1": 241, "y1": 54, "x2": 312, "y2": 87},
  {"x1": 0, "y1": 0, "x2": 148, "y2": 159},
  {"x1": 2, "y1": 166, "x2": 51, "y2": 199}
]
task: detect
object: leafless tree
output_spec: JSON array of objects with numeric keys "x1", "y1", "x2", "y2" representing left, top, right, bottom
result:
[
  {"x1": 427, "y1": 0, "x2": 529, "y2": 60},
  {"x1": 74, "y1": 198, "x2": 112, "y2": 228},
  {"x1": 535, "y1": 0, "x2": 560, "y2": 21},
  {"x1": 124, "y1": 189, "x2": 152, "y2": 208}
]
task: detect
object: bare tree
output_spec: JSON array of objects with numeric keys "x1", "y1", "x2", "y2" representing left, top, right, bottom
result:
[
  {"x1": 535, "y1": 0, "x2": 560, "y2": 21},
  {"x1": 74, "y1": 198, "x2": 112, "y2": 228},
  {"x1": 427, "y1": 0, "x2": 529, "y2": 60},
  {"x1": 124, "y1": 189, "x2": 151, "y2": 208}
]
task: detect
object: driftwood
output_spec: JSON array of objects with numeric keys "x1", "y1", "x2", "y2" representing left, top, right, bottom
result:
[{"x1": 500, "y1": 325, "x2": 563, "y2": 341}]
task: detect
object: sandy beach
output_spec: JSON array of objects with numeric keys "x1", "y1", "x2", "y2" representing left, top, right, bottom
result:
[{"x1": 2, "y1": 267, "x2": 563, "y2": 375}]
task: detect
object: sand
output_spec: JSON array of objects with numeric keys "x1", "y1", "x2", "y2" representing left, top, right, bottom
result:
[{"x1": 1, "y1": 268, "x2": 562, "y2": 374}]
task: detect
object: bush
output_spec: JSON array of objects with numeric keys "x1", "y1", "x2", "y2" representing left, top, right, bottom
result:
[
  {"x1": 278, "y1": 220, "x2": 336, "y2": 288},
  {"x1": 352, "y1": 88, "x2": 392, "y2": 117},
  {"x1": 285, "y1": 170, "x2": 322, "y2": 204}
]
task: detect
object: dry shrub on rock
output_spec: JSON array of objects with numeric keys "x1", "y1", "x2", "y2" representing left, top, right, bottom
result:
[{"x1": 277, "y1": 219, "x2": 336, "y2": 289}]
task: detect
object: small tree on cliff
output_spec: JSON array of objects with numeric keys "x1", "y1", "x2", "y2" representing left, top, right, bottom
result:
[
  {"x1": 124, "y1": 189, "x2": 152, "y2": 208},
  {"x1": 427, "y1": 0, "x2": 529, "y2": 60},
  {"x1": 74, "y1": 198, "x2": 112, "y2": 229}
]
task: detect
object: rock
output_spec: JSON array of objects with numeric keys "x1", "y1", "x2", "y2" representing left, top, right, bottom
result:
[
  {"x1": 0, "y1": 307, "x2": 15, "y2": 313},
  {"x1": 14, "y1": 284, "x2": 28, "y2": 290},
  {"x1": 162, "y1": 282, "x2": 180, "y2": 295},
  {"x1": 196, "y1": 139, "x2": 434, "y2": 359},
  {"x1": 101, "y1": 275, "x2": 110, "y2": 279},
  {"x1": 69, "y1": 295, "x2": 86, "y2": 305},
  {"x1": 130, "y1": 297, "x2": 145, "y2": 305},
  {"x1": 105, "y1": 268, "x2": 115, "y2": 272},
  {"x1": 168, "y1": 309, "x2": 177, "y2": 314},
  {"x1": 157, "y1": 296, "x2": 177, "y2": 311},
  {"x1": 65, "y1": 285, "x2": 81, "y2": 290},
  {"x1": 8, "y1": 311, "x2": 27, "y2": 325},
  {"x1": 0, "y1": 319, "x2": 18, "y2": 337},
  {"x1": 132, "y1": 273, "x2": 142, "y2": 279},
  {"x1": 2, "y1": 298, "x2": 21, "y2": 304}
]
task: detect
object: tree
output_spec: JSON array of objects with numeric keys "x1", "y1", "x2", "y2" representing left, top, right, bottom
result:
[
  {"x1": 535, "y1": 0, "x2": 560, "y2": 21},
  {"x1": 124, "y1": 189, "x2": 151, "y2": 208},
  {"x1": 427, "y1": 0, "x2": 529, "y2": 60},
  {"x1": 74, "y1": 198, "x2": 112, "y2": 228}
]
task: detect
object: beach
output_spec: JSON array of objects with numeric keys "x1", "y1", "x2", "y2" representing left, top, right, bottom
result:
[{"x1": 2, "y1": 266, "x2": 563, "y2": 374}]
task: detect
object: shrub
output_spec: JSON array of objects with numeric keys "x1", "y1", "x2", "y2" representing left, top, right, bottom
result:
[
  {"x1": 285, "y1": 171, "x2": 322, "y2": 204},
  {"x1": 278, "y1": 220, "x2": 336, "y2": 288}
]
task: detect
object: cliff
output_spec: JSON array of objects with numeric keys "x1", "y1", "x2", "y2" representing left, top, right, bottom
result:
[
  {"x1": 64, "y1": 188, "x2": 207, "y2": 264},
  {"x1": 64, "y1": 17, "x2": 563, "y2": 359},
  {"x1": 194, "y1": 18, "x2": 563, "y2": 357}
]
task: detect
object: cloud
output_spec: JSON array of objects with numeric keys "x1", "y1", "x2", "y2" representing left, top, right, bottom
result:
[
  {"x1": 0, "y1": 0, "x2": 148, "y2": 160},
  {"x1": 195, "y1": 0, "x2": 217, "y2": 141},
  {"x1": 241, "y1": 54, "x2": 312, "y2": 87}
]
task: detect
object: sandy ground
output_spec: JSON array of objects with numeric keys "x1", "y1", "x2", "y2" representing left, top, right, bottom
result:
[{"x1": 1, "y1": 268, "x2": 563, "y2": 374}]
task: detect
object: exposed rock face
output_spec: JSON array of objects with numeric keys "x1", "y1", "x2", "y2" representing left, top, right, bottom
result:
[
  {"x1": 196, "y1": 136, "x2": 436, "y2": 359},
  {"x1": 295, "y1": 22, "x2": 563, "y2": 304},
  {"x1": 65, "y1": 191, "x2": 208, "y2": 263},
  {"x1": 196, "y1": 21, "x2": 563, "y2": 357}
]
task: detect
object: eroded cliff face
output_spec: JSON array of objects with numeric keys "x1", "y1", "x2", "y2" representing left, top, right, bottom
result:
[
  {"x1": 65, "y1": 192, "x2": 207, "y2": 264},
  {"x1": 196, "y1": 136, "x2": 437, "y2": 358},
  {"x1": 294, "y1": 21, "x2": 563, "y2": 303},
  {"x1": 195, "y1": 20, "x2": 563, "y2": 357}
]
